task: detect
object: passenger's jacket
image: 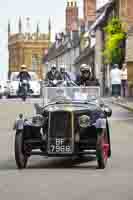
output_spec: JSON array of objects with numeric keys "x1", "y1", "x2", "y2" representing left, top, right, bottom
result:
[
  {"x1": 76, "y1": 75, "x2": 99, "y2": 86},
  {"x1": 59, "y1": 72, "x2": 71, "y2": 81},
  {"x1": 45, "y1": 71, "x2": 61, "y2": 81}
]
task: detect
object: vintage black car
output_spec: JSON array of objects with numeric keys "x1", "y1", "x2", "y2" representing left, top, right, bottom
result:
[{"x1": 14, "y1": 86, "x2": 112, "y2": 169}]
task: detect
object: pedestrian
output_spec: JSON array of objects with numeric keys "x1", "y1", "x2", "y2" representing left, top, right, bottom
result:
[
  {"x1": 121, "y1": 63, "x2": 128, "y2": 97},
  {"x1": 110, "y1": 64, "x2": 121, "y2": 99}
]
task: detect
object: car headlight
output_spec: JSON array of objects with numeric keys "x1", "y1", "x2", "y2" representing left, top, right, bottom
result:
[
  {"x1": 79, "y1": 115, "x2": 91, "y2": 128},
  {"x1": 32, "y1": 114, "x2": 44, "y2": 126}
]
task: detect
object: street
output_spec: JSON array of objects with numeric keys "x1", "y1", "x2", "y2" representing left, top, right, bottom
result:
[{"x1": 0, "y1": 99, "x2": 133, "y2": 200}]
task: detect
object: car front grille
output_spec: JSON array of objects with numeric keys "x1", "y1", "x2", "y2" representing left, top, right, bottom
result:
[
  {"x1": 48, "y1": 111, "x2": 73, "y2": 154},
  {"x1": 49, "y1": 111, "x2": 72, "y2": 138}
]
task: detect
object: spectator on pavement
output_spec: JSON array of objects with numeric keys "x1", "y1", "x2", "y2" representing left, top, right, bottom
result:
[
  {"x1": 121, "y1": 63, "x2": 128, "y2": 97},
  {"x1": 110, "y1": 64, "x2": 121, "y2": 98}
]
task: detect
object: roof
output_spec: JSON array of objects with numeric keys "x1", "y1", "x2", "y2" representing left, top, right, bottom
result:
[{"x1": 44, "y1": 33, "x2": 80, "y2": 62}]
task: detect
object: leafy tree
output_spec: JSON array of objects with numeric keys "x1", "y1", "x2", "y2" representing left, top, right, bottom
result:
[{"x1": 103, "y1": 17, "x2": 127, "y2": 66}]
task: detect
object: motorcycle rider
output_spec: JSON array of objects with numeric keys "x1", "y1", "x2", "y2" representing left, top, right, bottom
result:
[
  {"x1": 17, "y1": 64, "x2": 31, "y2": 93},
  {"x1": 76, "y1": 64, "x2": 99, "y2": 86},
  {"x1": 45, "y1": 64, "x2": 61, "y2": 82}
]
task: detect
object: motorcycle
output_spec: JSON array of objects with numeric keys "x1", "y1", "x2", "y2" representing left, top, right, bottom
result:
[{"x1": 18, "y1": 80, "x2": 29, "y2": 101}]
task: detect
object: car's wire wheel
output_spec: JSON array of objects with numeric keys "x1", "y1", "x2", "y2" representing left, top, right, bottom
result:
[
  {"x1": 96, "y1": 132, "x2": 109, "y2": 169},
  {"x1": 15, "y1": 131, "x2": 28, "y2": 169}
]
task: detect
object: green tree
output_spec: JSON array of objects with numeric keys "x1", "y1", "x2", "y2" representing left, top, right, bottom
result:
[{"x1": 103, "y1": 17, "x2": 127, "y2": 66}]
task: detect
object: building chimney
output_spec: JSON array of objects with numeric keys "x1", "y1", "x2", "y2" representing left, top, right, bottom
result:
[
  {"x1": 83, "y1": 0, "x2": 96, "y2": 28},
  {"x1": 66, "y1": 0, "x2": 79, "y2": 33}
]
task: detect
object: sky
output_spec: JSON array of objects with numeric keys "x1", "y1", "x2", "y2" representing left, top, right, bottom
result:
[{"x1": 0, "y1": 0, "x2": 108, "y2": 80}]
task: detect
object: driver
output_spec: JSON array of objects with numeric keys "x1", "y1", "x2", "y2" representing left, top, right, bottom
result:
[
  {"x1": 45, "y1": 64, "x2": 61, "y2": 81},
  {"x1": 17, "y1": 64, "x2": 31, "y2": 92},
  {"x1": 76, "y1": 64, "x2": 99, "y2": 86}
]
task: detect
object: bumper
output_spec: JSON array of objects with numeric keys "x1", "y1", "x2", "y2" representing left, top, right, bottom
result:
[
  {"x1": 8, "y1": 90, "x2": 17, "y2": 96},
  {"x1": 31, "y1": 91, "x2": 40, "y2": 97},
  {"x1": 8, "y1": 90, "x2": 40, "y2": 97}
]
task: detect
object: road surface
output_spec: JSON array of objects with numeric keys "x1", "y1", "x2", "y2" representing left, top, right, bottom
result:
[{"x1": 0, "y1": 99, "x2": 133, "y2": 200}]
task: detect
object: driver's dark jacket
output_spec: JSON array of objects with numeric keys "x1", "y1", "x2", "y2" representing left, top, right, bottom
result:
[
  {"x1": 45, "y1": 71, "x2": 61, "y2": 81},
  {"x1": 76, "y1": 75, "x2": 99, "y2": 86},
  {"x1": 17, "y1": 72, "x2": 31, "y2": 81}
]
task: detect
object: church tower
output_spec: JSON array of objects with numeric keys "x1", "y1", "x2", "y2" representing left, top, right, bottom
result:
[
  {"x1": 83, "y1": 0, "x2": 96, "y2": 27},
  {"x1": 8, "y1": 18, "x2": 51, "y2": 79},
  {"x1": 66, "y1": 0, "x2": 79, "y2": 33}
]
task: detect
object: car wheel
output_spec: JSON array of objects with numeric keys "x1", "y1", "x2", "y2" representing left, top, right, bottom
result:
[
  {"x1": 7, "y1": 95, "x2": 11, "y2": 99},
  {"x1": 15, "y1": 131, "x2": 28, "y2": 169},
  {"x1": 96, "y1": 133, "x2": 109, "y2": 169}
]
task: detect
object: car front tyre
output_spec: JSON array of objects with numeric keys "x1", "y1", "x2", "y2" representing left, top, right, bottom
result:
[{"x1": 15, "y1": 131, "x2": 28, "y2": 169}]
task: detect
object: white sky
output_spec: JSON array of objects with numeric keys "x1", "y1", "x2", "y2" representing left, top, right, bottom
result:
[{"x1": 0, "y1": 0, "x2": 109, "y2": 79}]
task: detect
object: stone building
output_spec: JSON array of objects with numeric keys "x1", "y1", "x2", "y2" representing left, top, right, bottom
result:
[{"x1": 8, "y1": 18, "x2": 51, "y2": 79}]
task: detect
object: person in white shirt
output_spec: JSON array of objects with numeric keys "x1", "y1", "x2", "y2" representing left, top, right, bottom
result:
[
  {"x1": 121, "y1": 63, "x2": 128, "y2": 97},
  {"x1": 110, "y1": 64, "x2": 121, "y2": 97}
]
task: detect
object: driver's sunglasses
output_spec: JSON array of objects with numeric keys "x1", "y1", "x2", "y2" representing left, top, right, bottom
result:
[{"x1": 82, "y1": 71, "x2": 90, "y2": 74}]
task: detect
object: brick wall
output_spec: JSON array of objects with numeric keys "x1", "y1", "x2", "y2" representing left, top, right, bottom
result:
[
  {"x1": 83, "y1": 0, "x2": 96, "y2": 24},
  {"x1": 119, "y1": 0, "x2": 133, "y2": 27}
]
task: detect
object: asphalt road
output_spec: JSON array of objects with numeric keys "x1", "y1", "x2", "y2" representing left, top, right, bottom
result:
[{"x1": 0, "y1": 98, "x2": 133, "y2": 200}]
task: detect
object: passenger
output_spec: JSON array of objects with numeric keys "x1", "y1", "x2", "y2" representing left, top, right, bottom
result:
[
  {"x1": 76, "y1": 64, "x2": 99, "y2": 86},
  {"x1": 59, "y1": 65, "x2": 71, "y2": 81},
  {"x1": 45, "y1": 64, "x2": 61, "y2": 81}
]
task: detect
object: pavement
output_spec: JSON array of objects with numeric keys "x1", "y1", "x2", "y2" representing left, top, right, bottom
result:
[{"x1": 111, "y1": 97, "x2": 133, "y2": 112}]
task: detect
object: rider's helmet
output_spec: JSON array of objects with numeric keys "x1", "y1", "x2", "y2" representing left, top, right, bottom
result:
[
  {"x1": 60, "y1": 64, "x2": 66, "y2": 73},
  {"x1": 20, "y1": 64, "x2": 27, "y2": 72}
]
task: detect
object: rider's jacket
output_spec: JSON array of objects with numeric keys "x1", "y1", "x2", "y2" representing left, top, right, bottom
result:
[
  {"x1": 45, "y1": 71, "x2": 61, "y2": 81},
  {"x1": 76, "y1": 75, "x2": 99, "y2": 86},
  {"x1": 17, "y1": 71, "x2": 31, "y2": 82}
]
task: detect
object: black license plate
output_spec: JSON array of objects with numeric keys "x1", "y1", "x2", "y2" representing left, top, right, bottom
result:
[{"x1": 49, "y1": 138, "x2": 72, "y2": 153}]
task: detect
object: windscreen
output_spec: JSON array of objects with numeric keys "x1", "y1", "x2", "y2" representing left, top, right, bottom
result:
[{"x1": 41, "y1": 86, "x2": 100, "y2": 105}]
